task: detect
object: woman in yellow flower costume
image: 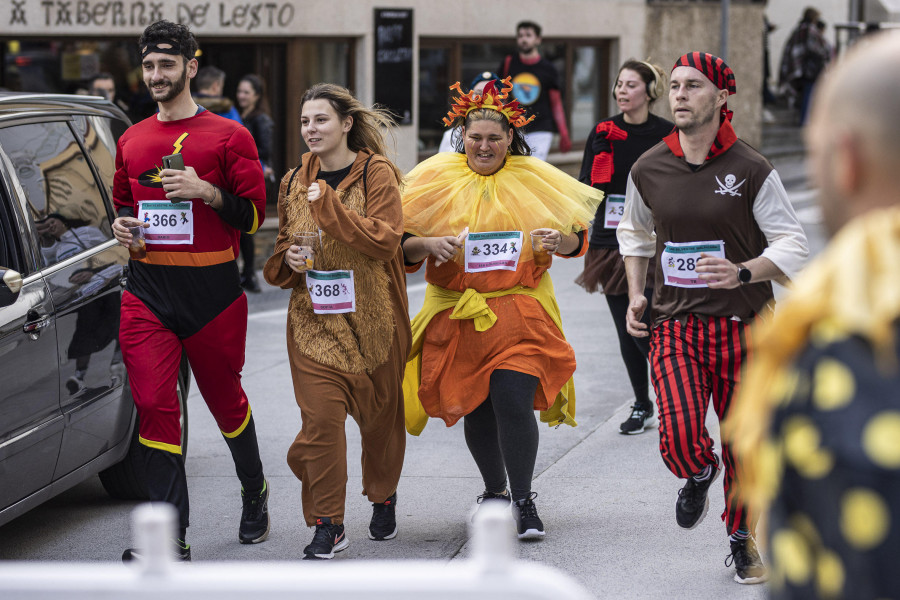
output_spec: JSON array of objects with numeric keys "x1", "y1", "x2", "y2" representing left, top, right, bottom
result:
[{"x1": 401, "y1": 78, "x2": 603, "y2": 539}]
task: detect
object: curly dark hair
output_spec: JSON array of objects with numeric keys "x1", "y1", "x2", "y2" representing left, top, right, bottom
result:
[{"x1": 138, "y1": 20, "x2": 198, "y2": 64}]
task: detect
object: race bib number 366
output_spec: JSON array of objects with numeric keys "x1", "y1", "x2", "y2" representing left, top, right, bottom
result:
[
  {"x1": 306, "y1": 270, "x2": 355, "y2": 314},
  {"x1": 138, "y1": 201, "x2": 193, "y2": 244},
  {"x1": 464, "y1": 231, "x2": 523, "y2": 273},
  {"x1": 661, "y1": 240, "x2": 725, "y2": 288}
]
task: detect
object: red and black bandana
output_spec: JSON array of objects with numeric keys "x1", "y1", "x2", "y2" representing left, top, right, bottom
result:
[{"x1": 672, "y1": 52, "x2": 736, "y2": 122}]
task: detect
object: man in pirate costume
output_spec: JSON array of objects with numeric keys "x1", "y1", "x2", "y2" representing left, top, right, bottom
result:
[
  {"x1": 111, "y1": 20, "x2": 269, "y2": 560},
  {"x1": 617, "y1": 52, "x2": 808, "y2": 583},
  {"x1": 729, "y1": 31, "x2": 900, "y2": 599},
  {"x1": 401, "y1": 78, "x2": 602, "y2": 539}
]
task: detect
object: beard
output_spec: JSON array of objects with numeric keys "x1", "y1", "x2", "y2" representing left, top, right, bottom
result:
[
  {"x1": 675, "y1": 99, "x2": 719, "y2": 134},
  {"x1": 147, "y1": 66, "x2": 188, "y2": 103}
]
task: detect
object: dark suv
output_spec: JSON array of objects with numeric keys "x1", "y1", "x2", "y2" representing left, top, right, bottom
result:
[{"x1": 0, "y1": 93, "x2": 190, "y2": 527}]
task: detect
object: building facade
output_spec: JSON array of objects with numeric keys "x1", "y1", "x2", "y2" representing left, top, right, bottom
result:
[{"x1": 2, "y1": 0, "x2": 773, "y2": 173}]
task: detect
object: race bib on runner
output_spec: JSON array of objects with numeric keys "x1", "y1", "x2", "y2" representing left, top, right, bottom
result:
[
  {"x1": 138, "y1": 201, "x2": 193, "y2": 244},
  {"x1": 604, "y1": 194, "x2": 625, "y2": 229},
  {"x1": 464, "y1": 231, "x2": 523, "y2": 273},
  {"x1": 661, "y1": 240, "x2": 725, "y2": 288},
  {"x1": 306, "y1": 270, "x2": 355, "y2": 314}
]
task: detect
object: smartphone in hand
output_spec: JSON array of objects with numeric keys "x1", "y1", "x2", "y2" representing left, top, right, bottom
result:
[{"x1": 161, "y1": 154, "x2": 185, "y2": 202}]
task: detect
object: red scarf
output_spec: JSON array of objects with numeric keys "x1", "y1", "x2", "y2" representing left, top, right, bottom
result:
[
  {"x1": 590, "y1": 120, "x2": 628, "y2": 186},
  {"x1": 664, "y1": 117, "x2": 737, "y2": 162}
]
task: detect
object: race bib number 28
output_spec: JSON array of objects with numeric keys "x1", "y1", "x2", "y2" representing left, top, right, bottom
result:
[
  {"x1": 138, "y1": 201, "x2": 193, "y2": 244},
  {"x1": 661, "y1": 240, "x2": 725, "y2": 288}
]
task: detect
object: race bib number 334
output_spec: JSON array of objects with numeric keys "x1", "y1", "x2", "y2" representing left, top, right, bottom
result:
[{"x1": 464, "y1": 231, "x2": 523, "y2": 273}]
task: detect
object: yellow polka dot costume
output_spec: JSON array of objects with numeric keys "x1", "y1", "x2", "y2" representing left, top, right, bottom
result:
[{"x1": 726, "y1": 207, "x2": 900, "y2": 598}]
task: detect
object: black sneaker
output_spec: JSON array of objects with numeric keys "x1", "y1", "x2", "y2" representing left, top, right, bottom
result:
[
  {"x1": 122, "y1": 539, "x2": 191, "y2": 562},
  {"x1": 303, "y1": 517, "x2": 349, "y2": 560},
  {"x1": 726, "y1": 537, "x2": 769, "y2": 584},
  {"x1": 368, "y1": 492, "x2": 397, "y2": 541},
  {"x1": 511, "y1": 493, "x2": 545, "y2": 540},
  {"x1": 675, "y1": 455, "x2": 721, "y2": 529},
  {"x1": 619, "y1": 404, "x2": 658, "y2": 435},
  {"x1": 238, "y1": 479, "x2": 270, "y2": 544}
]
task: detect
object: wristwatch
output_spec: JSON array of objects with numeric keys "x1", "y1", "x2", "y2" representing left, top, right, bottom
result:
[{"x1": 737, "y1": 264, "x2": 752, "y2": 285}]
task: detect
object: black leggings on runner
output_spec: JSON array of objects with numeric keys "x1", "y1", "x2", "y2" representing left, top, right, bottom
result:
[
  {"x1": 605, "y1": 290, "x2": 653, "y2": 409},
  {"x1": 463, "y1": 369, "x2": 539, "y2": 502}
]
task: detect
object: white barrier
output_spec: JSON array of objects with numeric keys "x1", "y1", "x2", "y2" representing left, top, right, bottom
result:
[{"x1": 0, "y1": 502, "x2": 593, "y2": 600}]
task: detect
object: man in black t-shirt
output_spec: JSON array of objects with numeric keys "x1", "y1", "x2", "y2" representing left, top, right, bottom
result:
[{"x1": 499, "y1": 21, "x2": 571, "y2": 160}]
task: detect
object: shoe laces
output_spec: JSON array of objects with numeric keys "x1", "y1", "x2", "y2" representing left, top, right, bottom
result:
[
  {"x1": 476, "y1": 489, "x2": 510, "y2": 504},
  {"x1": 515, "y1": 492, "x2": 539, "y2": 518},
  {"x1": 371, "y1": 494, "x2": 395, "y2": 520},
  {"x1": 725, "y1": 539, "x2": 753, "y2": 568},
  {"x1": 311, "y1": 521, "x2": 339, "y2": 545},
  {"x1": 677, "y1": 478, "x2": 705, "y2": 509},
  {"x1": 242, "y1": 486, "x2": 265, "y2": 521}
]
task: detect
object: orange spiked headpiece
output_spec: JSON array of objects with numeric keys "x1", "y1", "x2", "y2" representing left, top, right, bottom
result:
[{"x1": 442, "y1": 77, "x2": 535, "y2": 129}]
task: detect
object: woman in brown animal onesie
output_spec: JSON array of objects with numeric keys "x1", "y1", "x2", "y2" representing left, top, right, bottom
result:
[{"x1": 263, "y1": 83, "x2": 410, "y2": 560}]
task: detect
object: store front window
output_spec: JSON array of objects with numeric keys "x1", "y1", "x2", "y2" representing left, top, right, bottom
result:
[{"x1": 418, "y1": 37, "x2": 611, "y2": 158}]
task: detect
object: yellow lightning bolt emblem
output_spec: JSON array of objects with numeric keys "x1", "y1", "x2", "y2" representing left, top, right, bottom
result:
[{"x1": 173, "y1": 132, "x2": 188, "y2": 154}]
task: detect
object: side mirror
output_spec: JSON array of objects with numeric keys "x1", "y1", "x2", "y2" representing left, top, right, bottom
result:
[{"x1": 0, "y1": 267, "x2": 23, "y2": 308}]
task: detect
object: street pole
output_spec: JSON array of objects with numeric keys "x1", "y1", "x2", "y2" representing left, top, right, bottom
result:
[{"x1": 720, "y1": 0, "x2": 730, "y2": 60}]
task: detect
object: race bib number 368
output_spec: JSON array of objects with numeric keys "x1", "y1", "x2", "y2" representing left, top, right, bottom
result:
[
  {"x1": 661, "y1": 240, "x2": 725, "y2": 288},
  {"x1": 138, "y1": 201, "x2": 193, "y2": 244},
  {"x1": 306, "y1": 270, "x2": 355, "y2": 314}
]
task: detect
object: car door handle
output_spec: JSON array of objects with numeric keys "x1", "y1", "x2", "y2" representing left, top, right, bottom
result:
[{"x1": 23, "y1": 315, "x2": 51, "y2": 333}]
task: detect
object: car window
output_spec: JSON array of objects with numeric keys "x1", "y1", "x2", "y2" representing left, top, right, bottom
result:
[
  {"x1": 0, "y1": 121, "x2": 114, "y2": 269},
  {"x1": 0, "y1": 186, "x2": 23, "y2": 272},
  {"x1": 82, "y1": 116, "x2": 121, "y2": 211}
]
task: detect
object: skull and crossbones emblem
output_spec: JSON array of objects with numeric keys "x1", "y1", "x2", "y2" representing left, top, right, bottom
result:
[{"x1": 715, "y1": 173, "x2": 746, "y2": 196}]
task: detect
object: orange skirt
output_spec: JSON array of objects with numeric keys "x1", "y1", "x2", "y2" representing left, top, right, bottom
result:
[{"x1": 418, "y1": 293, "x2": 575, "y2": 427}]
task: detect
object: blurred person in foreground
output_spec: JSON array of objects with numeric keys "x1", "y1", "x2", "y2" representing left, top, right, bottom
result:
[
  {"x1": 576, "y1": 58, "x2": 673, "y2": 435},
  {"x1": 617, "y1": 52, "x2": 809, "y2": 584},
  {"x1": 728, "y1": 31, "x2": 900, "y2": 600}
]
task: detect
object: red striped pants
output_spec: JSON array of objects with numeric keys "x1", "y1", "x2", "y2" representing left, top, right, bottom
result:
[{"x1": 649, "y1": 314, "x2": 752, "y2": 535}]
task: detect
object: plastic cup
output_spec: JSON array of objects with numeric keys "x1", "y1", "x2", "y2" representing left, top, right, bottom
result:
[
  {"x1": 292, "y1": 231, "x2": 320, "y2": 270},
  {"x1": 530, "y1": 232, "x2": 551, "y2": 267},
  {"x1": 128, "y1": 225, "x2": 146, "y2": 260}
]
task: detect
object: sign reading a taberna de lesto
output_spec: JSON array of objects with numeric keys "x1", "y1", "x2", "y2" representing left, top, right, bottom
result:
[{"x1": 5, "y1": 0, "x2": 298, "y2": 35}]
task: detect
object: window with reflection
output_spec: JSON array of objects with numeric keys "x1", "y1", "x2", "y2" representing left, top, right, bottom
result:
[{"x1": 0, "y1": 121, "x2": 113, "y2": 269}]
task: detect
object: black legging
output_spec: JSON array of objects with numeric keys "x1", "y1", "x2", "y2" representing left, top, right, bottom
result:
[
  {"x1": 605, "y1": 290, "x2": 653, "y2": 409},
  {"x1": 463, "y1": 369, "x2": 539, "y2": 502},
  {"x1": 239, "y1": 232, "x2": 255, "y2": 280}
]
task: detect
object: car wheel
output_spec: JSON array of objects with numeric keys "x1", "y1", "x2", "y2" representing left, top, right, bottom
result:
[{"x1": 99, "y1": 352, "x2": 191, "y2": 500}]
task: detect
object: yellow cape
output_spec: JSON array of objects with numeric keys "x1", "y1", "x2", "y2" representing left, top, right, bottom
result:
[{"x1": 402, "y1": 152, "x2": 602, "y2": 245}]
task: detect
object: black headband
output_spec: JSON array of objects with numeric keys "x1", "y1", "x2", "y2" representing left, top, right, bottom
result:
[{"x1": 141, "y1": 40, "x2": 183, "y2": 60}]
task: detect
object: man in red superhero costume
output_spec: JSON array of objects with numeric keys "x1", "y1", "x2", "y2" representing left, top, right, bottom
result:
[{"x1": 111, "y1": 20, "x2": 268, "y2": 560}]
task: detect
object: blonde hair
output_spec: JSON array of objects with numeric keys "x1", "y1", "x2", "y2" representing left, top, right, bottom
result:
[{"x1": 300, "y1": 83, "x2": 403, "y2": 181}]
